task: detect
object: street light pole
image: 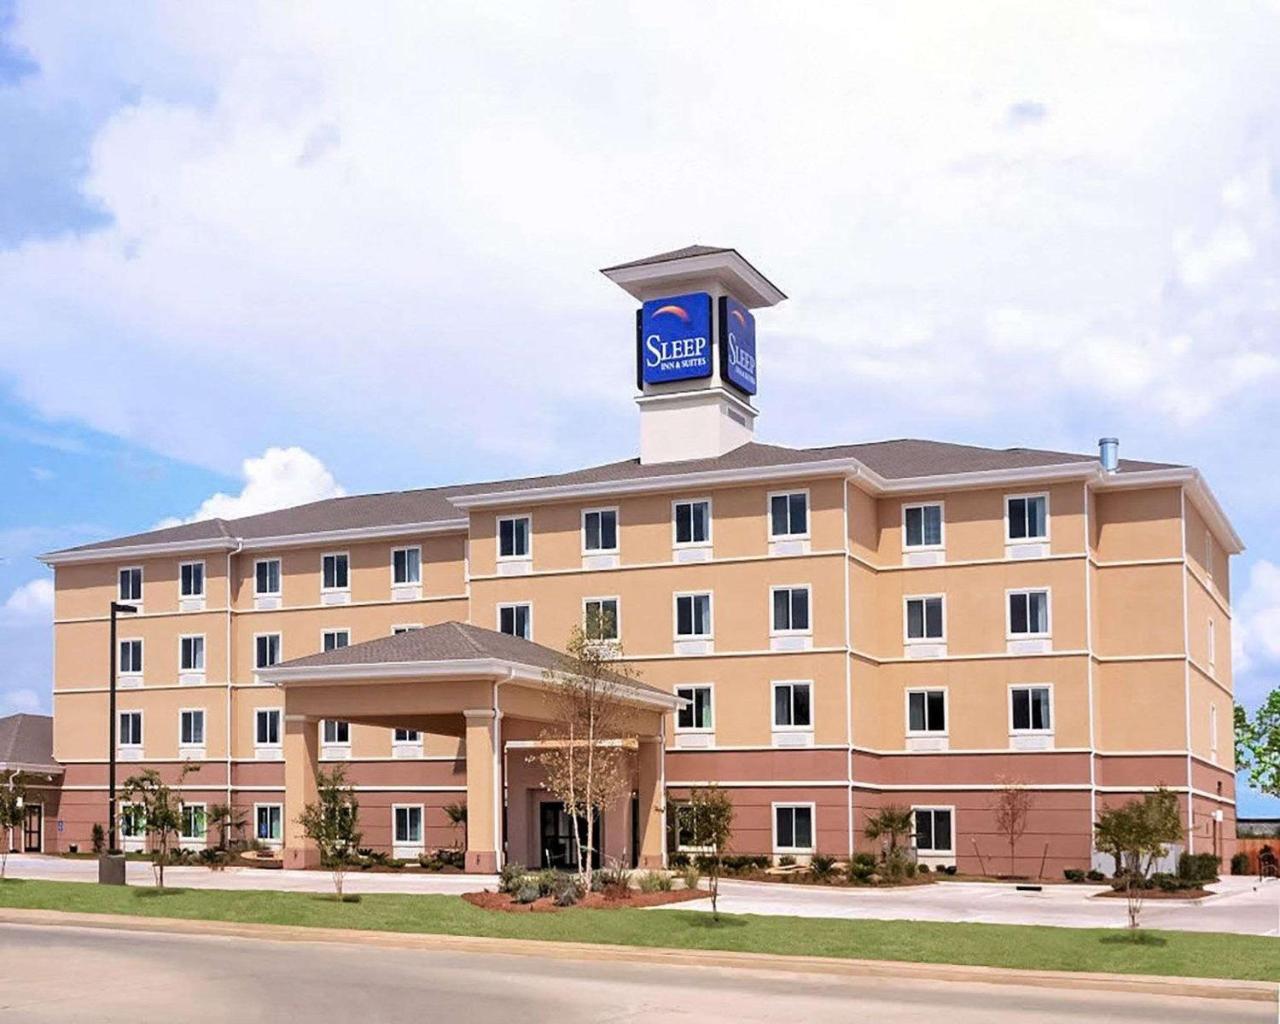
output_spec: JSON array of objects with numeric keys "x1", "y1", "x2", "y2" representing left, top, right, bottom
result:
[{"x1": 106, "y1": 600, "x2": 136, "y2": 864}]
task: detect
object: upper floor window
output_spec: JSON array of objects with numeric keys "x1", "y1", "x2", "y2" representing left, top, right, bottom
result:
[
  {"x1": 118, "y1": 567, "x2": 142, "y2": 603},
  {"x1": 903, "y1": 504, "x2": 943, "y2": 549},
  {"x1": 905, "y1": 596, "x2": 944, "y2": 641},
  {"x1": 392, "y1": 547, "x2": 421, "y2": 586},
  {"x1": 394, "y1": 728, "x2": 420, "y2": 743},
  {"x1": 1204, "y1": 533, "x2": 1214, "y2": 582},
  {"x1": 255, "y1": 633, "x2": 281, "y2": 669},
  {"x1": 675, "y1": 593, "x2": 713, "y2": 638},
  {"x1": 119, "y1": 710, "x2": 143, "y2": 746},
  {"x1": 119, "y1": 638, "x2": 143, "y2": 674},
  {"x1": 769, "y1": 491, "x2": 809, "y2": 538},
  {"x1": 1006, "y1": 494, "x2": 1048, "y2": 542},
  {"x1": 322, "y1": 553, "x2": 349, "y2": 592},
  {"x1": 773, "y1": 681, "x2": 812, "y2": 730},
  {"x1": 180, "y1": 709, "x2": 205, "y2": 746},
  {"x1": 1207, "y1": 618, "x2": 1216, "y2": 671},
  {"x1": 1010, "y1": 685, "x2": 1052, "y2": 732},
  {"x1": 180, "y1": 561, "x2": 205, "y2": 598},
  {"x1": 1008, "y1": 589, "x2": 1050, "y2": 637},
  {"x1": 675, "y1": 685, "x2": 713, "y2": 732},
  {"x1": 582, "y1": 508, "x2": 618, "y2": 553},
  {"x1": 179, "y1": 635, "x2": 205, "y2": 672},
  {"x1": 584, "y1": 597, "x2": 620, "y2": 641},
  {"x1": 907, "y1": 689, "x2": 946, "y2": 734},
  {"x1": 322, "y1": 629, "x2": 350, "y2": 652},
  {"x1": 392, "y1": 624, "x2": 422, "y2": 635},
  {"x1": 498, "y1": 603, "x2": 532, "y2": 640},
  {"x1": 771, "y1": 585, "x2": 811, "y2": 634},
  {"x1": 322, "y1": 720, "x2": 350, "y2": 745},
  {"x1": 255, "y1": 709, "x2": 281, "y2": 747},
  {"x1": 498, "y1": 516, "x2": 531, "y2": 559},
  {"x1": 673, "y1": 500, "x2": 711, "y2": 546},
  {"x1": 255, "y1": 559, "x2": 281, "y2": 596}
]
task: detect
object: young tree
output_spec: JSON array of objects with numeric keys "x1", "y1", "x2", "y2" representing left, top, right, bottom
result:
[
  {"x1": 1094, "y1": 788, "x2": 1184, "y2": 930},
  {"x1": 991, "y1": 780, "x2": 1034, "y2": 878},
  {"x1": 0, "y1": 771, "x2": 29, "y2": 879},
  {"x1": 1236, "y1": 692, "x2": 1280, "y2": 798},
  {"x1": 679, "y1": 786, "x2": 734, "y2": 920},
  {"x1": 121, "y1": 762, "x2": 200, "y2": 888},
  {"x1": 534, "y1": 623, "x2": 640, "y2": 887},
  {"x1": 296, "y1": 765, "x2": 362, "y2": 900}
]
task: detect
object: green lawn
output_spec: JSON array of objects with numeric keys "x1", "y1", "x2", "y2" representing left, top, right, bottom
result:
[{"x1": 0, "y1": 878, "x2": 1274, "y2": 982}]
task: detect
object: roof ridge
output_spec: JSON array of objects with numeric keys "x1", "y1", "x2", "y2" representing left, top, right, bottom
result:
[{"x1": 450, "y1": 621, "x2": 490, "y2": 657}]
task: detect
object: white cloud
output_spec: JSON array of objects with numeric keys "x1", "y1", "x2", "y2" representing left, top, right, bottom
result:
[
  {"x1": 161, "y1": 446, "x2": 345, "y2": 525},
  {"x1": 1234, "y1": 559, "x2": 1280, "y2": 695},
  {"x1": 1, "y1": 688, "x2": 45, "y2": 715},
  {"x1": 1, "y1": 577, "x2": 54, "y2": 623}
]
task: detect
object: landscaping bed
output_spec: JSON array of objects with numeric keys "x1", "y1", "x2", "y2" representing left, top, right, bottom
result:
[
  {"x1": 464, "y1": 887, "x2": 705, "y2": 913},
  {"x1": 1095, "y1": 887, "x2": 1211, "y2": 901}
]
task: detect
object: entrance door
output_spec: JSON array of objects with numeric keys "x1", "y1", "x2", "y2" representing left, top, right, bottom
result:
[
  {"x1": 23, "y1": 804, "x2": 43, "y2": 853},
  {"x1": 539, "y1": 803, "x2": 601, "y2": 870}
]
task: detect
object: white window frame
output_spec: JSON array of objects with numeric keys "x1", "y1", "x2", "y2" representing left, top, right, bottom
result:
[
  {"x1": 179, "y1": 633, "x2": 205, "y2": 672},
  {"x1": 1006, "y1": 588, "x2": 1052, "y2": 639},
  {"x1": 321, "y1": 551, "x2": 351, "y2": 594},
  {"x1": 771, "y1": 802, "x2": 816, "y2": 854},
  {"x1": 254, "y1": 708, "x2": 283, "y2": 751},
  {"x1": 674, "y1": 683, "x2": 715, "y2": 734},
  {"x1": 180, "y1": 802, "x2": 207, "y2": 843},
  {"x1": 581, "y1": 506, "x2": 620, "y2": 555},
  {"x1": 672, "y1": 497, "x2": 713, "y2": 549},
  {"x1": 771, "y1": 680, "x2": 814, "y2": 732},
  {"x1": 393, "y1": 727, "x2": 421, "y2": 743},
  {"x1": 179, "y1": 560, "x2": 206, "y2": 598},
  {"x1": 912, "y1": 805, "x2": 955, "y2": 854},
  {"x1": 1204, "y1": 532, "x2": 1214, "y2": 583},
  {"x1": 391, "y1": 545, "x2": 422, "y2": 586},
  {"x1": 1008, "y1": 684, "x2": 1054, "y2": 734},
  {"x1": 903, "y1": 594, "x2": 946, "y2": 643},
  {"x1": 254, "y1": 802, "x2": 283, "y2": 846},
  {"x1": 670, "y1": 801, "x2": 713, "y2": 854},
  {"x1": 391, "y1": 623, "x2": 423, "y2": 634},
  {"x1": 1210, "y1": 704, "x2": 1219, "y2": 762},
  {"x1": 1207, "y1": 618, "x2": 1216, "y2": 672},
  {"x1": 179, "y1": 707, "x2": 206, "y2": 748},
  {"x1": 118, "y1": 710, "x2": 144, "y2": 749},
  {"x1": 496, "y1": 602, "x2": 533, "y2": 640},
  {"x1": 254, "y1": 632, "x2": 283, "y2": 671},
  {"x1": 769, "y1": 584, "x2": 813, "y2": 636},
  {"x1": 1004, "y1": 492, "x2": 1050, "y2": 543},
  {"x1": 392, "y1": 803, "x2": 425, "y2": 849},
  {"x1": 582, "y1": 596, "x2": 621, "y2": 642},
  {"x1": 902, "y1": 502, "x2": 945, "y2": 551},
  {"x1": 673, "y1": 592, "x2": 714, "y2": 640},
  {"x1": 905, "y1": 687, "x2": 948, "y2": 737},
  {"x1": 321, "y1": 719, "x2": 351, "y2": 747},
  {"x1": 119, "y1": 637, "x2": 144, "y2": 676},
  {"x1": 767, "y1": 489, "x2": 811, "y2": 540},
  {"x1": 496, "y1": 514, "x2": 532, "y2": 561},
  {"x1": 254, "y1": 558, "x2": 282, "y2": 596},
  {"x1": 322, "y1": 628, "x2": 351, "y2": 653},
  {"x1": 117, "y1": 565, "x2": 143, "y2": 603}
]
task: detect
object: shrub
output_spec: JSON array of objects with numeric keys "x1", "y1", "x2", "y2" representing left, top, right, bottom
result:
[
  {"x1": 847, "y1": 852, "x2": 877, "y2": 884},
  {"x1": 1063, "y1": 868, "x2": 1086, "y2": 883},
  {"x1": 1231, "y1": 851, "x2": 1251, "y2": 875},
  {"x1": 681, "y1": 864, "x2": 701, "y2": 890},
  {"x1": 638, "y1": 871, "x2": 664, "y2": 893},
  {"x1": 534, "y1": 868, "x2": 559, "y2": 897},
  {"x1": 1177, "y1": 852, "x2": 1220, "y2": 884},
  {"x1": 778, "y1": 854, "x2": 796, "y2": 867},
  {"x1": 940, "y1": 864, "x2": 957, "y2": 876},
  {"x1": 197, "y1": 847, "x2": 227, "y2": 871},
  {"x1": 552, "y1": 873, "x2": 583, "y2": 906},
  {"x1": 1086, "y1": 869, "x2": 1104, "y2": 882},
  {"x1": 91, "y1": 823, "x2": 106, "y2": 855},
  {"x1": 669, "y1": 852, "x2": 691, "y2": 869},
  {"x1": 515, "y1": 882, "x2": 541, "y2": 904},
  {"x1": 599, "y1": 859, "x2": 631, "y2": 891},
  {"x1": 809, "y1": 853, "x2": 837, "y2": 879},
  {"x1": 499, "y1": 862, "x2": 527, "y2": 895},
  {"x1": 916, "y1": 863, "x2": 930, "y2": 874}
]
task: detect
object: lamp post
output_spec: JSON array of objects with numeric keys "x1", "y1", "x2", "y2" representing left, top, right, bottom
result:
[{"x1": 101, "y1": 600, "x2": 136, "y2": 884}]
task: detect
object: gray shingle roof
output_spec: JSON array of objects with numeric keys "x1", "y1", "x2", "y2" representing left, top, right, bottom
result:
[
  {"x1": 599, "y1": 244, "x2": 733, "y2": 271},
  {"x1": 47, "y1": 438, "x2": 1181, "y2": 557},
  {"x1": 0, "y1": 713, "x2": 58, "y2": 772}
]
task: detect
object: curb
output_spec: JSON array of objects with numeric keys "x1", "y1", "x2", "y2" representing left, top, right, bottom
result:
[{"x1": 0, "y1": 907, "x2": 1274, "y2": 1004}]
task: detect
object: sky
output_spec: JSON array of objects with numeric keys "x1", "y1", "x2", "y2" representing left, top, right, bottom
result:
[{"x1": 1, "y1": 1, "x2": 1278, "y2": 814}]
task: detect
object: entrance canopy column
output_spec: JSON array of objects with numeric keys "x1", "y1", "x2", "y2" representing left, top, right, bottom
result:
[
  {"x1": 637, "y1": 734, "x2": 665, "y2": 869},
  {"x1": 282, "y1": 714, "x2": 319, "y2": 869},
  {"x1": 463, "y1": 708, "x2": 501, "y2": 873}
]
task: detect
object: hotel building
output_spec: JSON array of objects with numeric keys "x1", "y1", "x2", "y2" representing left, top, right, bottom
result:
[{"x1": 37, "y1": 246, "x2": 1241, "y2": 874}]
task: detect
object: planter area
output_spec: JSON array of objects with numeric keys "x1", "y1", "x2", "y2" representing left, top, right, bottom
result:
[{"x1": 464, "y1": 887, "x2": 706, "y2": 913}]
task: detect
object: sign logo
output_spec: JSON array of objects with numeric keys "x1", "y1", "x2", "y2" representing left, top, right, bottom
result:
[
  {"x1": 637, "y1": 292, "x2": 713, "y2": 386},
  {"x1": 719, "y1": 296, "x2": 757, "y2": 396}
]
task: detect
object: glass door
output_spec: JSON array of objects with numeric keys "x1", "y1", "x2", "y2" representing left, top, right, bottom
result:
[{"x1": 23, "y1": 803, "x2": 43, "y2": 852}]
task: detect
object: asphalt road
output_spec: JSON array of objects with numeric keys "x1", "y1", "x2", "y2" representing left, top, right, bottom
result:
[{"x1": 0, "y1": 922, "x2": 1270, "y2": 1023}]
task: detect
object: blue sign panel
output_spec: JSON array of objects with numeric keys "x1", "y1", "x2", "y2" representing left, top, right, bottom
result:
[
  {"x1": 719, "y1": 296, "x2": 757, "y2": 396},
  {"x1": 637, "y1": 292, "x2": 713, "y2": 386}
]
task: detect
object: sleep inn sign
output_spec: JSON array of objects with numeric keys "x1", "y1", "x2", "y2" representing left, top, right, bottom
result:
[{"x1": 637, "y1": 291, "x2": 713, "y2": 386}]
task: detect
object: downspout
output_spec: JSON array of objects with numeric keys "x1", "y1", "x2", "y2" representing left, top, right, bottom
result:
[
  {"x1": 226, "y1": 540, "x2": 242, "y2": 817},
  {"x1": 842, "y1": 474, "x2": 855, "y2": 860}
]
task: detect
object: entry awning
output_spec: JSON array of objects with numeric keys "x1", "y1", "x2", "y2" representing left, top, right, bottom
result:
[{"x1": 255, "y1": 621, "x2": 683, "y2": 712}]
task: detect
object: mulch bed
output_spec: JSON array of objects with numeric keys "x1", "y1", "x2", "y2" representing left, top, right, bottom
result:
[
  {"x1": 463, "y1": 887, "x2": 707, "y2": 913},
  {"x1": 1094, "y1": 887, "x2": 1212, "y2": 900}
]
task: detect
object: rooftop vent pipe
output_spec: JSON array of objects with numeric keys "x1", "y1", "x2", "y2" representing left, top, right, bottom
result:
[{"x1": 1098, "y1": 437, "x2": 1119, "y2": 473}]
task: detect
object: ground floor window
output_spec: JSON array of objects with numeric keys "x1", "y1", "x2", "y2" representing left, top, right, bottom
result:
[
  {"x1": 773, "y1": 804, "x2": 814, "y2": 853},
  {"x1": 121, "y1": 804, "x2": 146, "y2": 840},
  {"x1": 180, "y1": 804, "x2": 206, "y2": 842},
  {"x1": 393, "y1": 805, "x2": 423, "y2": 846},
  {"x1": 913, "y1": 807, "x2": 953, "y2": 853},
  {"x1": 255, "y1": 804, "x2": 282, "y2": 843}
]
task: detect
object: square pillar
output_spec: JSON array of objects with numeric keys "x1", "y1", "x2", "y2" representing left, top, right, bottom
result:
[
  {"x1": 283, "y1": 714, "x2": 320, "y2": 869},
  {"x1": 463, "y1": 709, "x2": 499, "y2": 873},
  {"x1": 637, "y1": 735, "x2": 665, "y2": 869}
]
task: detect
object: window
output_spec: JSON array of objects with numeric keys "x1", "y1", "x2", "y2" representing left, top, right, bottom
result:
[
  {"x1": 180, "y1": 561, "x2": 205, "y2": 598},
  {"x1": 255, "y1": 633, "x2": 282, "y2": 669},
  {"x1": 1011, "y1": 686, "x2": 1052, "y2": 732},
  {"x1": 674, "y1": 499, "x2": 710, "y2": 546},
  {"x1": 913, "y1": 807, "x2": 953, "y2": 853},
  {"x1": 584, "y1": 598, "x2": 619, "y2": 641},
  {"x1": 675, "y1": 593, "x2": 712, "y2": 637},
  {"x1": 394, "y1": 805, "x2": 423, "y2": 845},
  {"x1": 905, "y1": 596, "x2": 944, "y2": 641},
  {"x1": 323, "y1": 720, "x2": 350, "y2": 745},
  {"x1": 1006, "y1": 494, "x2": 1048, "y2": 542},
  {"x1": 255, "y1": 709, "x2": 281, "y2": 746},
  {"x1": 392, "y1": 547, "x2": 421, "y2": 585},
  {"x1": 118, "y1": 566, "x2": 142, "y2": 602},
  {"x1": 498, "y1": 515, "x2": 531, "y2": 559},
  {"x1": 771, "y1": 585, "x2": 811, "y2": 633},
  {"x1": 1008, "y1": 590, "x2": 1050, "y2": 636},
  {"x1": 392, "y1": 624, "x2": 422, "y2": 635},
  {"x1": 907, "y1": 690, "x2": 946, "y2": 734},
  {"x1": 1207, "y1": 618, "x2": 1216, "y2": 671},
  {"x1": 255, "y1": 804, "x2": 282, "y2": 843},
  {"x1": 1210, "y1": 704, "x2": 1219, "y2": 759},
  {"x1": 394, "y1": 728, "x2": 420, "y2": 743},
  {"x1": 255, "y1": 558, "x2": 281, "y2": 595},
  {"x1": 582, "y1": 508, "x2": 618, "y2": 552},
  {"x1": 773, "y1": 681, "x2": 812, "y2": 729},
  {"x1": 322, "y1": 553, "x2": 349, "y2": 591},
  {"x1": 180, "y1": 709, "x2": 205, "y2": 746},
  {"x1": 769, "y1": 491, "x2": 809, "y2": 538},
  {"x1": 675, "y1": 685, "x2": 713, "y2": 731},
  {"x1": 119, "y1": 638, "x2": 143, "y2": 674},
  {"x1": 121, "y1": 805, "x2": 146, "y2": 839},
  {"x1": 1204, "y1": 533, "x2": 1213, "y2": 582},
  {"x1": 903, "y1": 504, "x2": 943, "y2": 549},
  {"x1": 180, "y1": 635, "x2": 204, "y2": 671},
  {"x1": 119, "y1": 711, "x2": 143, "y2": 747},
  {"x1": 774, "y1": 804, "x2": 814, "y2": 852},
  {"x1": 498, "y1": 603, "x2": 532, "y2": 640},
  {"x1": 322, "y1": 629, "x2": 350, "y2": 652},
  {"x1": 180, "y1": 804, "x2": 206, "y2": 841}
]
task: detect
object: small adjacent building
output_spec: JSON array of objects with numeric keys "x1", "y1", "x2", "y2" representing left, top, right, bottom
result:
[{"x1": 0, "y1": 713, "x2": 62, "y2": 853}]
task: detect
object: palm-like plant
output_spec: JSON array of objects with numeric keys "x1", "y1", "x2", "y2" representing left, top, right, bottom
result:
[
  {"x1": 207, "y1": 803, "x2": 247, "y2": 851},
  {"x1": 443, "y1": 802, "x2": 467, "y2": 850},
  {"x1": 864, "y1": 805, "x2": 916, "y2": 856}
]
